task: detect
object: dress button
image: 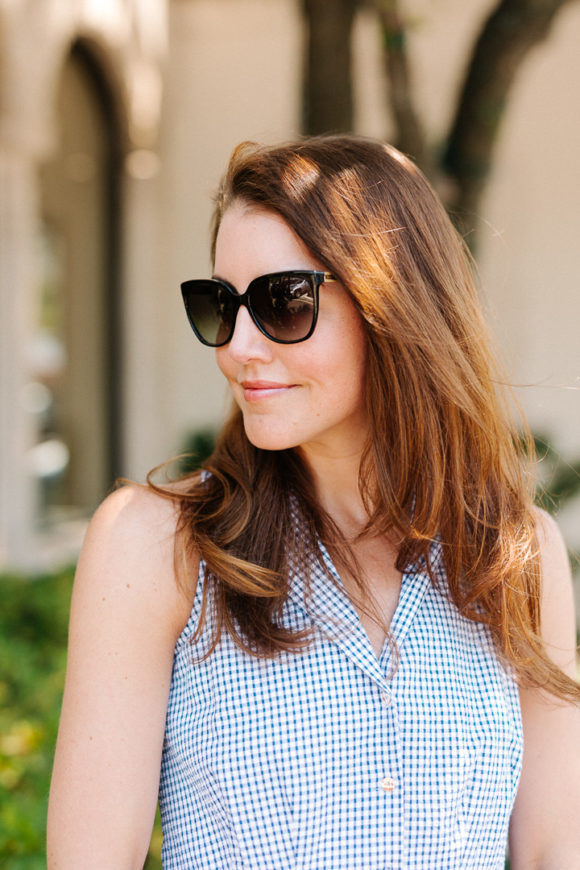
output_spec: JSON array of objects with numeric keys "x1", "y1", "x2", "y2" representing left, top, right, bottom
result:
[
  {"x1": 380, "y1": 689, "x2": 392, "y2": 707},
  {"x1": 381, "y1": 776, "x2": 396, "y2": 793}
]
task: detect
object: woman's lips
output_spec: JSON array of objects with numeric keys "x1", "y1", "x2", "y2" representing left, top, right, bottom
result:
[{"x1": 240, "y1": 380, "x2": 295, "y2": 402}]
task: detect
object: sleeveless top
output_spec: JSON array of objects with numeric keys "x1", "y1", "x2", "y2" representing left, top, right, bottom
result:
[{"x1": 159, "y1": 536, "x2": 523, "y2": 869}]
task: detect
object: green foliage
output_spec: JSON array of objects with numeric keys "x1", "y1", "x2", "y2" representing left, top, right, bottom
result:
[
  {"x1": 177, "y1": 427, "x2": 216, "y2": 476},
  {"x1": 531, "y1": 433, "x2": 580, "y2": 513},
  {"x1": 0, "y1": 568, "x2": 73, "y2": 866}
]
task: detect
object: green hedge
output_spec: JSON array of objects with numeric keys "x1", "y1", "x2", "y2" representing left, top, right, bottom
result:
[{"x1": 0, "y1": 568, "x2": 73, "y2": 867}]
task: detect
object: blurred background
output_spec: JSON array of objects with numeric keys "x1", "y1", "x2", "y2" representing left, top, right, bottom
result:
[{"x1": 1, "y1": 0, "x2": 579, "y2": 864}]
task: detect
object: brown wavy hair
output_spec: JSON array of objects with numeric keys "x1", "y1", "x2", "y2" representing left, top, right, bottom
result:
[{"x1": 155, "y1": 135, "x2": 578, "y2": 700}]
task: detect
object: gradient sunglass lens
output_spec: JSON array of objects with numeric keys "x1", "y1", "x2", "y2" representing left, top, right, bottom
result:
[
  {"x1": 250, "y1": 274, "x2": 315, "y2": 342},
  {"x1": 182, "y1": 281, "x2": 235, "y2": 346}
]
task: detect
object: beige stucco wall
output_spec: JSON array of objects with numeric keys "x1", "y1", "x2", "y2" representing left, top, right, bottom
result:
[{"x1": 480, "y1": 3, "x2": 580, "y2": 449}]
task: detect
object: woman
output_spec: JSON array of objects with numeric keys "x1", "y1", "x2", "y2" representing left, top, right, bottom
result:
[{"x1": 48, "y1": 136, "x2": 580, "y2": 869}]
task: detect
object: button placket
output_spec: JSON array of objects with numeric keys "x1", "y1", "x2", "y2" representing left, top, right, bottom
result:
[
  {"x1": 371, "y1": 677, "x2": 403, "y2": 866},
  {"x1": 377, "y1": 684, "x2": 398, "y2": 797},
  {"x1": 380, "y1": 688, "x2": 392, "y2": 707}
]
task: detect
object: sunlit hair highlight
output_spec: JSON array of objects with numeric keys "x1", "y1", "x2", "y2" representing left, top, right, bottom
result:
[{"x1": 156, "y1": 135, "x2": 578, "y2": 700}]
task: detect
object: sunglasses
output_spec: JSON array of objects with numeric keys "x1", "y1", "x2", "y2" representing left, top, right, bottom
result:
[{"x1": 180, "y1": 270, "x2": 336, "y2": 347}]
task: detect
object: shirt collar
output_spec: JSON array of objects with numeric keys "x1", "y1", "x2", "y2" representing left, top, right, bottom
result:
[{"x1": 286, "y1": 523, "x2": 441, "y2": 688}]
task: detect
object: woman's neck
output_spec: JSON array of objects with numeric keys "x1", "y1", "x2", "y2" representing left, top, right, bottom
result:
[{"x1": 297, "y1": 443, "x2": 370, "y2": 538}]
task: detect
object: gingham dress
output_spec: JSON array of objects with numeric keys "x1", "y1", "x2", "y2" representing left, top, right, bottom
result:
[{"x1": 159, "y1": 536, "x2": 523, "y2": 869}]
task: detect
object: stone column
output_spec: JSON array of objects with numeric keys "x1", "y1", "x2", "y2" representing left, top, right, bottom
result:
[{"x1": 0, "y1": 149, "x2": 41, "y2": 567}]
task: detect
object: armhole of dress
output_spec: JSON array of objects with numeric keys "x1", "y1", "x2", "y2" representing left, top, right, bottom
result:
[
  {"x1": 174, "y1": 467, "x2": 212, "y2": 650},
  {"x1": 174, "y1": 557, "x2": 208, "y2": 650}
]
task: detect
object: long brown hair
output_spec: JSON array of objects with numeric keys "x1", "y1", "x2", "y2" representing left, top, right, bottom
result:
[{"x1": 157, "y1": 135, "x2": 578, "y2": 699}]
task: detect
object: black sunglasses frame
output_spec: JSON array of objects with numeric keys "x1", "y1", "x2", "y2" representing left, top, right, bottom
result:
[{"x1": 180, "y1": 270, "x2": 336, "y2": 347}]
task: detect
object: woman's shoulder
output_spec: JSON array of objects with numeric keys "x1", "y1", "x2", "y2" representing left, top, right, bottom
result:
[
  {"x1": 85, "y1": 483, "x2": 181, "y2": 573},
  {"x1": 533, "y1": 505, "x2": 567, "y2": 557},
  {"x1": 76, "y1": 482, "x2": 198, "y2": 642},
  {"x1": 532, "y1": 506, "x2": 576, "y2": 679},
  {"x1": 532, "y1": 505, "x2": 571, "y2": 597}
]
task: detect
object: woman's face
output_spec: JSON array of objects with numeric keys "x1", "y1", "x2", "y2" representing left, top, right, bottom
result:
[{"x1": 214, "y1": 202, "x2": 369, "y2": 460}]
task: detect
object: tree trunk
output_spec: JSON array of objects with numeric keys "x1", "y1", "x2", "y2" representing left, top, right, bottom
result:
[
  {"x1": 375, "y1": 0, "x2": 427, "y2": 170},
  {"x1": 302, "y1": 0, "x2": 359, "y2": 134},
  {"x1": 443, "y1": 0, "x2": 575, "y2": 235}
]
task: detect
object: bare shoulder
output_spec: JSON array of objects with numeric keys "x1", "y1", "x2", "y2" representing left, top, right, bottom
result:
[
  {"x1": 86, "y1": 483, "x2": 179, "y2": 553},
  {"x1": 532, "y1": 506, "x2": 576, "y2": 678},
  {"x1": 509, "y1": 508, "x2": 580, "y2": 865},
  {"x1": 74, "y1": 483, "x2": 198, "y2": 642},
  {"x1": 532, "y1": 505, "x2": 573, "y2": 601},
  {"x1": 533, "y1": 505, "x2": 569, "y2": 562}
]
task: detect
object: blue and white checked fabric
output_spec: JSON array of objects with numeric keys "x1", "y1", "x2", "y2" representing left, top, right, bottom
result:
[{"x1": 159, "y1": 534, "x2": 523, "y2": 869}]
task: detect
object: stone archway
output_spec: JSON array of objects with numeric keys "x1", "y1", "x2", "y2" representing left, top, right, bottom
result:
[{"x1": 34, "y1": 40, "x2": 123, "y2": 518}]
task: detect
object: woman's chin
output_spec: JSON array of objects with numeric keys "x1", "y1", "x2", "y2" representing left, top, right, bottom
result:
[{"x1": 242, "y1": 419, "x2": 300, "y2": 452}]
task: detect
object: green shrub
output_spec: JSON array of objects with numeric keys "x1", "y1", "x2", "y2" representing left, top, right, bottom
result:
[
  {"x1": 531, "y1": 433, "x2": 580, "y2": 513},
  {"x1": 0, "y1": 568, "x2": 73, "y2": 866},
  {"x1": 177, "y1": 427, "x2": 216, "y2": 476}
]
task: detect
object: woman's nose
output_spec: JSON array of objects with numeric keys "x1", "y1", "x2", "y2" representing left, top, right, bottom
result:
[{"x1": 226, "y1": 305, "x2": 273, "y2": 362}]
